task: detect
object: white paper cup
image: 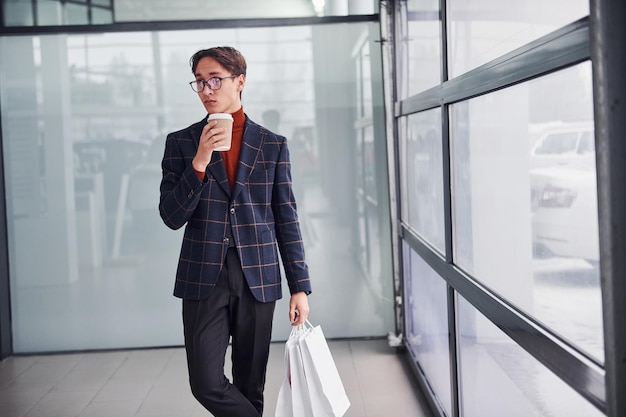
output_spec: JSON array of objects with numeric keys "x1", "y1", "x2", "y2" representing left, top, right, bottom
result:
[{"x1": 207, "y1": 113, "x2": 234, "y2": 151}]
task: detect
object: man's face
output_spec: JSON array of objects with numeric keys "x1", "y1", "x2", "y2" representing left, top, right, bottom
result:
[{"x1": 194, "y1": 56, "x2": 244, "y2": 114}]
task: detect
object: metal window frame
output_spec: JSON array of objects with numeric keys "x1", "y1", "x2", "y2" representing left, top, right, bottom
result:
[
  {"x1": 589, "y1": 1, "x2": 626, "y2": 416},
  {"x1": 390, "y1": 2, "x2": 614, "y2": 414},
  {"x1": 0, "y1": 98, "x2": 11, "y2": 360},
  {"x1": 2, "y1": 0, "x2": 114, "y2": 27},
  {"x1": 0, "y1": 12, "x2": 379, "y2": 35}
]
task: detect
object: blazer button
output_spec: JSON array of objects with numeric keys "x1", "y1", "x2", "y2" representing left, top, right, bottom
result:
[
  {"x1": 223, "y1": 237, "x2": 230, "y2": 245},
  {"x1": 188, "y1": 190, "x2": 195, "y2": 198},
  {"x1": 230, "y1": 207, "x2": 235, "y2": 215}
]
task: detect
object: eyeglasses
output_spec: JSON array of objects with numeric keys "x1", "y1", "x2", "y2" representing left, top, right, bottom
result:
[{"x1": 189, "y1": 75, "x2": 238, "y2": 92}]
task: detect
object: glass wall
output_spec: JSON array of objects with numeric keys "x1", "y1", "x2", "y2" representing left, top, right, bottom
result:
[
  {"x1": 457, "y1": 296, "x2": 603, "y2": 417},
  {"x1": 450, "y1": 62, "x2": 602, "y2": 362},
  {"x1": 0, "y1": 21, "x2": 394, "y2": 352},
  {"x1": 398, "y1": 0, "x2": 441, "y2": 100},
  {"x1": 1, "y1": 0, "x2": 376, "y2": 26},
  {"x1": 389, "y1": 0, "x2": 605, "y2": 415},
  {"x1": 404, "y1": 244, "x2": 451, "y2": 417},
  {"x1": 3, "y1": 0, "x2": 114, "y2": 26},
  {"x1": 447, "y1": 0, "x2": 589, "y2": 77},
  {"x1": 399, "y1": 109, "x2": 444, "y2": 253}
]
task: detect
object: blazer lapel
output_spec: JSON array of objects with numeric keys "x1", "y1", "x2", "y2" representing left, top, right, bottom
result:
[
  {"x1": 206, "y1": 153, "x2": 231, "y2": 197},
  {"x1": 232, "y1": 120, "x2": 264, "y2": 201}
]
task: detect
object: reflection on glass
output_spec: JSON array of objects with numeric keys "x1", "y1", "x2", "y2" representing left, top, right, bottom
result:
[
  {"x1": 91, "y1": 8, "x2": 114, "y2": 25},
  {"x1": 0, "y1": 23, "x2": 393, "y2": 352},
  {"x1": 114, "y1": 0, "x2": 375, "y2": 22},
  {"x1": 66, "y1": 3, "x2": 89, "y2": 25},
  {"x1": 3, "y1": 1, "x2": 34, "y2": 26},
  {"x1": 450, "y1": 62, "x2": 603, "y2": 362},
  {"x1": 447, "y1": 1, "x2": 589, "y2": 77},
  {"x1": 457, "y1": 296, "x2": 604, "y2": 417},
  {"x1": 4, "y1": 0, "x2": 113, "y2": 26},
  {"x1": 398, "y1": 0, "x2": 441, "y2": 98},
  {"x1": 37, "y1": 0, "x2": 62, "y2": 26},
  {"x1": 404, "y1": 244, "x2": 452, "y2": 417},
  {"x1": 400, "y1": 109, "x2": 445, "y2": 253},
  {"x1": 356, "y1": 41, "x2": 373, "y2": 119},
  {"x1": 5, "y1": 0, "x2": 374, "y2": 26}
]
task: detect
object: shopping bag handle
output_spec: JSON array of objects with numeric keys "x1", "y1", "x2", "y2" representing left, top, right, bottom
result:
[{"x1": 288, "y1": 320, "x2": 316, "y2": 339}]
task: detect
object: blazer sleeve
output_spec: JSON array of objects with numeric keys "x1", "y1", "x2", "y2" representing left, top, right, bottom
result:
[
  {"x1": 272, "y1": 139, "x2": 312, "y2": 295},
  {"x1": 159, "y1": 131, "x2": 205, "y2": 230}
]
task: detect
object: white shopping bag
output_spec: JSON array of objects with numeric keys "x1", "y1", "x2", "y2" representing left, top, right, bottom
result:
[
  {"x1": 276, "y1": 321, "x2": 349, "y2": 417},
  {"x1": 299, "y1": 321, "x2": 350, "y2": 417},
  {"x1": 275, "y1": 341, "x2": 293, "y2": 417},
  {"x1": 276, "y1": 326, "x2": 313, "y2": 417}
]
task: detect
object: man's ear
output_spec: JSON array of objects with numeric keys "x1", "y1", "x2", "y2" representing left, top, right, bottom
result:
[{"x1": 237, "y1": 74, "x2": 246, "y2": 92}]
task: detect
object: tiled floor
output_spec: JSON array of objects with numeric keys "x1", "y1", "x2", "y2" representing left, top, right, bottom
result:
[{"x1": 0, "y1": 338, "x2": 434, "y2": 417}]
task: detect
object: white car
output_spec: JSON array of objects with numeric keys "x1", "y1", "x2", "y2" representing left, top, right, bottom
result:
[
  {"x1": 530, "y1": 166, "x2": 599, "y2": 263},
  {"x1": 530, "y1": 123, "x2": 595, "y2": 170}
]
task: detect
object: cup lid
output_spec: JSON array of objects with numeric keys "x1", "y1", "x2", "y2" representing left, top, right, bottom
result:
[{"x1": 207, "y1": 113, "x2": 233, "y2": 120}]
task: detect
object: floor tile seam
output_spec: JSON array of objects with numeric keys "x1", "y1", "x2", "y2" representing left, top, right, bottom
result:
[
  {"x1": 345, "y1": 339, "x2": 369, "y2": 417},
  {"x1": 0, "y1": 357, "x2": 41, "y2": 388},
  {"x1": 19, "y1": 354, "x2": 87, "y2": 390},
  {"x1": 41, "y1": 389, "x2": 100, "y2": 417},
  {"x1": 115, "y1": 348, "x2": 175, "y2": 379},
  {"x1": 78, "y1": 398, "x2": 144, "y2": 417},
  {"x1": 0, "y1": 377, "x2": 13, "y2": 391},
  {"x1": 82, "y1": 352, "x2": 137, "y2": 412},
  {"x1": 20, "y1": 382, "x2": 58, "y2": 417},
  {"x1": 15, "y1": 354, "x2": 81, "y2": 412},
  {"x1": 41, "y1": 352, "x2": 108, "y2": 416},
  {"x1": 132, "y1": 348, "x2": 178, "y2": 415}
]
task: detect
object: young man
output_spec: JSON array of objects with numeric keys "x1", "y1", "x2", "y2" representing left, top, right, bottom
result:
[{"x1": 159, "y1": 46, "x2": 311, "y2": 417}]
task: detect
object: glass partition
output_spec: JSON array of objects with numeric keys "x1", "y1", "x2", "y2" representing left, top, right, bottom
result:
[
  {"x1": 404, "y1": 243, "x2": 452, "y2": 417},
  {"x1": 399, "y1": 109, "x2": 445, "y2": 253},
  {"x1": 450, "y1": 62, "x2": 603, "y2": 362},
  {"x1": 457, "y1": 295, "x2": 604, "y2": 417},
  {"x1": 447, "y1": 0, "x2": 589, "y2": 77},
  {"x1": 397, "y1": 0, "x2": 441, "y2": 99},
  {"x1": 2, "y1": 0, "x2": 376, "y2": 27},
  {"x1": 0, "y1": 21, "x2": 393, "y2": 352}
]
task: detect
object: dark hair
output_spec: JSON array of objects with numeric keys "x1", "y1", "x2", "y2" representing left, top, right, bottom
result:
[{"x1": 189, "y1": 46, "x2": 247, "y2": 76}]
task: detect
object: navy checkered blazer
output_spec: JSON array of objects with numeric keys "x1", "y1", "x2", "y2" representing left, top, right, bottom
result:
[{"x1": 159, "y1": 115, "x2": 311, "y2": 302}]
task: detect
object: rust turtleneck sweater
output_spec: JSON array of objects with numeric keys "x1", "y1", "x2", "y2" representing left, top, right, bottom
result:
[{"x1": 195, "y1": 106, "x2": 245, "y2": 191}]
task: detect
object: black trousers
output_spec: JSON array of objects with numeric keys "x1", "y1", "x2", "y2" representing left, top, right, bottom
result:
[{"x1": 182, "y1": 248, "x2": 276, "y2": 417}]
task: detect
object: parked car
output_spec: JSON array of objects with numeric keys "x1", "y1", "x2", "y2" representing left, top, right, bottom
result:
[
  {"x1": 530, "y1": 122, "x2": 594, "y2": 170},
  {"x1": 530, "y1": 165, "x2": 599, "y2": 262}
]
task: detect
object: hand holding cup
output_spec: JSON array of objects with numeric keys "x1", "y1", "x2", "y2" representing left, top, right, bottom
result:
[{"x1": 207, "y1": 113, "x2": 234, "y2": 151}]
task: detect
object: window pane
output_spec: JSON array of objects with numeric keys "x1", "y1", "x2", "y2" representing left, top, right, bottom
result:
[
  {"x1": 4, "y1": 0, "x2": 375, "y2": 26},
  {"x1": 450, "y1": 62, "x2": 603, "y2": 362},
  {"x1": 0, "y1": 23, "x2": 394, "y2": 352},
  {"x1": 66, "y1": 3, "x2": 88, "y2": 25},
  {"x1": 447, "y1": 1, "x2": 589, "y2": 77},
  {"x1": 400, "y1": 109, "x2": 445, "y2": 253},
  {"x1": 398, "y1": 0, "x2": 441, "y2": 98},
  {"x1": 457, "y1": 296, "x2": 603, "y2": 417},
  {"x1": 114, "y1": 0, "x2": 375, "y2": 22},
  {"x1": 92, "y1": 7, "x2": 113, "y2": 24},
  {"x1": 37, "y1": 0, "x2": 62, "y2": 25},
  {"x1": 404, "y1": 243, "x2": 452, "y2": 417},
  {"x1": 3, "y1": 0, "x2": 34, "y2": 26}
]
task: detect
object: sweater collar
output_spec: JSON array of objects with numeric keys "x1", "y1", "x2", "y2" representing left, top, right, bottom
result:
[{"x1": 231, "y1": 106, "x2": 245, "y2": 128}]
